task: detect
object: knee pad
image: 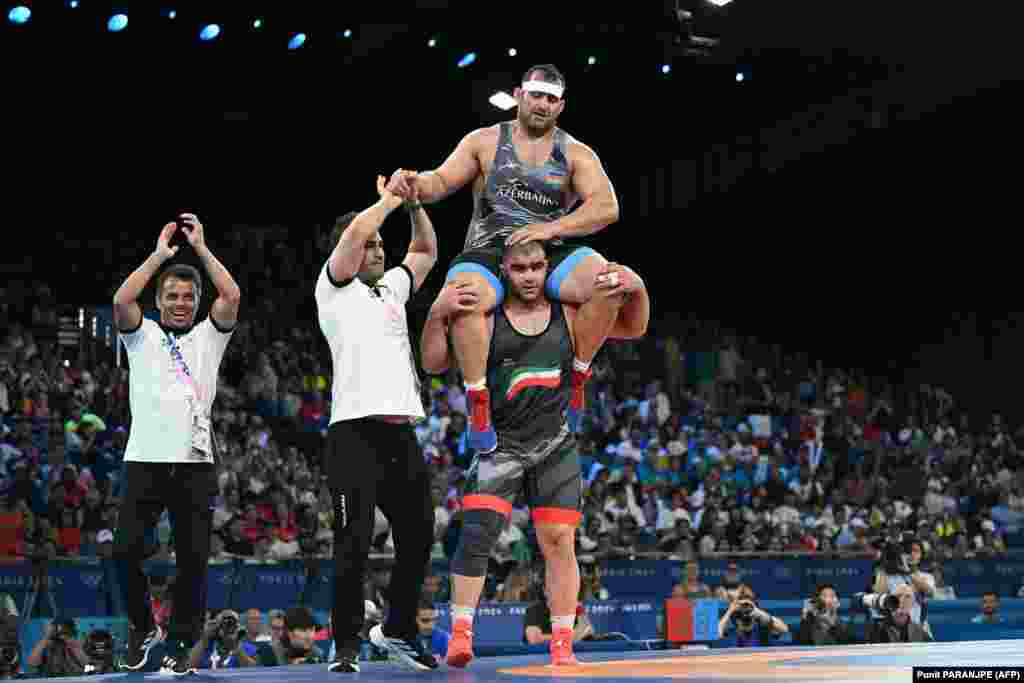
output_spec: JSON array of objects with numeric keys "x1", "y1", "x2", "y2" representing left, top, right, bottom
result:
[{"x1": 450, "y1": 508, "x2": 505, "y2": 578}]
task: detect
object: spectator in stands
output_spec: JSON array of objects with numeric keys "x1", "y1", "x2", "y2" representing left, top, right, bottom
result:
[
  {"x1": 524, "y1": 584, "x2": 595, "y2": 645},
  {"x1": 713, "y1": 561, "x2": 742, "y2": 601},
  {"x1": 579, "y1": 565, "x2": 610, "y2": 601},
  {"x1": 672, "y1": 560, "x2": 712, "y2": 600},
  {"x1": 244, "y1": 609, "x2": 271, "y2": 645},
  {"x1": 971, "y1": 591, "x2": 1003, "y2": 624},
  {"x1": 422, "y1": 574, "x2": 444, "y2": 603},
  {"x1": 257, "y1": 607, "x2": 325, "y2": 666},
  {"x1": 414, "y1": 599, "x2": 450, "y2": 665},
  {"x1": 265, "y1": 610, "x2": 286, "y2": 645},
  {"x1": 496, "y1": 568, "x2": 532, "y2": 603}
]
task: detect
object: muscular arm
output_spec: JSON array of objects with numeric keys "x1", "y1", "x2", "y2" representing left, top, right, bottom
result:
[
  {"x1": 328, "y1": 194, "x2": 404, "y2": 283},
  {"x1": 112, "y1": 252, "x2": 168, "y2": 332},
  {"x1": 402, "y1": 203, "x2": 438, "y2": 293},
  {"x1": 547, "y1": 143, "x2": 619, "y2": 239},
  {"x1": 413, "y1": 129, "x2": 485, "y2": 204},
  {"x1": 195, "y1": 244, "x2": 242, "y2": 329}
]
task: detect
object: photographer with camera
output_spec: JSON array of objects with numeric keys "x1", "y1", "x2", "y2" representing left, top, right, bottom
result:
[
  {"x1": 83, "y1": 630, "x2": 116, "y2": 674},
  {"x1": 796, "y1": 584, "x2": 856, "y2": 646},
  {"x1": 717, "y1": 585, "x2": 788, "y2": 647},
  {"x1": 871, "y1": 538, "x2": 934, "y2": 638},
  {"x1": 853, "y1": 585, "x2": 930, "y2": 643},
  {"x1": 188, "y1": 610, "x2": 258, "y2": 670},
  {"x1": 26, "y1": 618, "x2": 86, "y2": 677}
]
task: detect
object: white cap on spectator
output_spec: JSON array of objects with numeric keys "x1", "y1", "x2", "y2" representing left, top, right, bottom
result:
[
  {"x1": 850, "y1": 517, "x2": 868, "y2": 529},
  {"x1": 982, "y1": 520, "x2": 996, "y2": 532},
  {"x1": 667, "y1": 440, "x2": 686, "y2": 457},
  {"x1": 97, "y1": 529, "x2": 114, "y2": 544}
]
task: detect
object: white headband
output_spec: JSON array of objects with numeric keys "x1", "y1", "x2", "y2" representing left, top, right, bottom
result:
[{"x1": 521, "y1": 80, "x2": 564, "y2": 99}]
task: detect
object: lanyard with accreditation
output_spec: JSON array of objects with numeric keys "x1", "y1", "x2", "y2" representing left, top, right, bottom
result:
[{"x1": 166, "y1": 330, "x2": 213, "y2": 459}]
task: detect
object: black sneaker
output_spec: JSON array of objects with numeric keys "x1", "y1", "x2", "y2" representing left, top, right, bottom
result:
[
  {"x1": 160, "y1": 641, "x2": 197, "y2": 677},
  {"x1": 369, "y1": 624, "x2": 438, "y2": 672},
  {"x1": 119, "y1": 624, "x2": 165, "y2": 671},
  {"x1": 328, "y1": 649, "x2": 361, "y2": 673}
]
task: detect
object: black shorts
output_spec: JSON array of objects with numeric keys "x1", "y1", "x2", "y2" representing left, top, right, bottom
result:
[
  {"x1": 461, "y1": 435, "x2": 583, "y2": 527},
  {"x1": 445, "y1": 242, "x2": 599, "y2": 305}
]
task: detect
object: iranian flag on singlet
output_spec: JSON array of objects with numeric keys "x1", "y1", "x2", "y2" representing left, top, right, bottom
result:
[{"x1": 505, "y1": 366, "x2": 561, "y2": 401}]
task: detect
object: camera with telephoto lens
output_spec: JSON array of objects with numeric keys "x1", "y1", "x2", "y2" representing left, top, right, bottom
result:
[{"x1": 853, "y1": 592, "x2": 901, "y2": 615}]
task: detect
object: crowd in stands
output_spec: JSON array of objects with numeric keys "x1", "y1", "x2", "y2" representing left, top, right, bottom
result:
[
  {"x1": 3, "y1": 277, "x2": 1024, "y2": 659},
  {"x1": 3, "y1": 279, "x2": 1024, "y2": 584}
]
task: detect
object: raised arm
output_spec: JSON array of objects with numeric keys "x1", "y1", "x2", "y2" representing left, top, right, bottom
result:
[
  {"x1": 420, "y1": 281, "x2": 481, "y2": 374},
  {"x1": 398, "y1": 180, "x2": 438, "y2": 293},
  {"x1": 329, "y1": 176, "x2": 404, "y2": 284},
  {"x1": 179, "y1": 214, "x2": 242, "y2": 329},
  {"x1": 112, "y1": 222, "x2": 179, "y2": 332},
  {"x1": 389, "y1": 128, "x2": 486, "y2": 205}
]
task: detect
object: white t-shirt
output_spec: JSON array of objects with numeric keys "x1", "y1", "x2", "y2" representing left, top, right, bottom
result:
[
  {"x1": 315, "y1": 262, "x2": 424, "y2": 423},
  {"x1": 119, "y1": 316, "x2": 234, "y2": 463}
]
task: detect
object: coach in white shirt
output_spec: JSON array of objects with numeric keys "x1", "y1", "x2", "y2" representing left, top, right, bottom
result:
[
  {"x1": 315, "y1": 173, "x2": 439, "y2": 674},
  {"x1": 112, "y1": 215, "x2": 240, "y2": 674}
]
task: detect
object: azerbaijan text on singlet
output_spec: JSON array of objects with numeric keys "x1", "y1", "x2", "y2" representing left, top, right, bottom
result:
[{"x1": 464, "y1": 122, "x2": 574, "y2": 251}]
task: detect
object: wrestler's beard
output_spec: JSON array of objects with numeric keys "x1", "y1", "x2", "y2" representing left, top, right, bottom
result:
[{"x1": 520, "y1": 110, "x2": 555, "y2": 136}]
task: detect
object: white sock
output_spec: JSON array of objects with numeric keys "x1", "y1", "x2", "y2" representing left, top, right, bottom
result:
[
  {"x1": 573, "y1": 358, "x2": 590, "y2": 374},
  {"x1": 465, "y1": 379, "x2": 486, "y2": 391},
  {"x1": 551, "y1": 615, "x2": 575, "y2": 631},
  {"x1": 452, "y1": 605, "x2": 476, "y2": 626}
]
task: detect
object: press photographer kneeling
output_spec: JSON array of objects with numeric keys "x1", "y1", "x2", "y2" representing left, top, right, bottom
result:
[
  {"x1": 868, "y1": 538, "x2": 934, "y2": 640},
  {"x1": 717, "y1": 585, "x2": 789, "y2": 647},
  {"x1": 853, "y1": 584, "x2": 930, "y2": 643},
  {"x1": 796, "y1": 584, "x2": 856, "y2": 646}
]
